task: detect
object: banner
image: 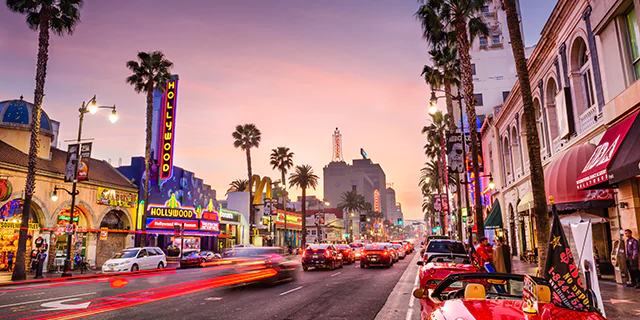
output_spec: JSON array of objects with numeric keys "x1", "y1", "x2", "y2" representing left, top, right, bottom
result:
[
  {"x1": 446, "y1": 134, "x2": 464, "y2": 173},
  {"x1": 570, "y1": 221, "x2": 605, "y2": 317},
  {"x1": 544, "y1": 203, "x2": 591, "y2": 312},
  {"x1": 432, "y1": 194, "x2": 448, "y2": 213},
  {"x1": 65, "y1": 143, "x2": 92, "y2": 182},
  {"x1": 100, "y1": 227, "x2": 108, "y2": 240}
]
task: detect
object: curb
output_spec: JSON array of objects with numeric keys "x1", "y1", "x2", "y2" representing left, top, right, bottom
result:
[
  {"x1": 374, "y1": 252, "x2": 421, "y2": 320},
  {"x1": 0, "y1": 267, "x2": 179, "y2": 288}
]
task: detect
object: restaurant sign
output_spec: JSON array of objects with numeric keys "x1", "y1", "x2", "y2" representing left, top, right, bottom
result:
[
  {"x1": 146, "y1": 218, "x2": 198, "y2": 230},
  {"x1": 97, "y1": 187, "x2": 138, "y2": 208},
  {"x1": 275, "y1": 210, "x2": 302, "y2": 229}
]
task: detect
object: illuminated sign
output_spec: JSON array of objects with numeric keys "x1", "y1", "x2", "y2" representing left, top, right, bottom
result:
[
  {"x1": 149, "y1": 207, "x2": 196, "y2": 219},
  {"x1": 158, "y1": 78, "x2": 179, "y2": 183},
  {"x1": 0, "y1": 221, "x2": 39, "y2": 230},
  {"x1": 374, "y1": 189, "x2": 381, "y2": 212},
  {"x1": 200, "y1": 221, "x2": 220, "y2": 232},
  {"x1": 220, "y1": 209, "x2": 240, "y2": 223},
  {"x1": 97, "y1": 187, "x2": 138, "y2": 208},
  {"x1": 275, "y1": 210, "x2": 302, "y2": 229},
  {"x1": 146, "y1": 218, "x2": 198, "y2": 230}
]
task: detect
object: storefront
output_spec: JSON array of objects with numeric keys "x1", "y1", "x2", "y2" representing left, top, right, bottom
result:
[
  {"x1": 145, "y1": 196, "x2": 220, "y2": 255},
  {"x1": 219, "y1": 208, "x2": 241, "y2": 252},
  {"x1": 0, "y1": 198, "x2": 42, "y2": 271},
  {"x1": 274, "y1": 210, "x2": 302, "y2": 248}
]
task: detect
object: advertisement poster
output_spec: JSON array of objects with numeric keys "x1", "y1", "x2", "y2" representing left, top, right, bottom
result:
[
  {"x1": 432, "y1": 194, "x2": 449, "y2": 213},
  {"x1": 570, "y1": 221, "x2": 605, "y2": 317},
  {"x1": 446, "y1": 133, "x2": 465, "y2": 173},
  {"x1": 97, "y1": 188, "x2": 138, "y2": 208},
  {"x1": 65, "y1": 143, "x2": 92, "y2": 182}
]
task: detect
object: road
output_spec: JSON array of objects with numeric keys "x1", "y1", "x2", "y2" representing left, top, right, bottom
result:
[{"x1": 0, "y1": 252, "x2": 417, "y2": 320}]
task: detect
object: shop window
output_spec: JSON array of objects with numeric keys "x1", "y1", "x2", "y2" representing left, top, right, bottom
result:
[{"x1": 626, "y1": 7, "x2": 640, "y2": 79}]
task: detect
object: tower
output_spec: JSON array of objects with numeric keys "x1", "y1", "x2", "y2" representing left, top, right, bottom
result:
[{"x1": 332, "y1": 127, "x2": 344, "y2": 162}]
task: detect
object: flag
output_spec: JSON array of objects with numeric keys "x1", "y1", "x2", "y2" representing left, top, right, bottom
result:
[{"x1": 544, "y1": 201, "x2": 591, "y2": 312}]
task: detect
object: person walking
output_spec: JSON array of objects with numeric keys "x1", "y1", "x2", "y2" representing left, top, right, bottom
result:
[
  {"x1": 7, "y1": 252, "x2": 14, "y2": 272},
  {"x1": 624, "y1": 229, "x2": 639, "y2": 288},
  {"x1": 499, "y1": 237, "x2": 512, "y2": 273},
  {"x1": 492, "y1": 239, "x2": 506, "y2": 273}
]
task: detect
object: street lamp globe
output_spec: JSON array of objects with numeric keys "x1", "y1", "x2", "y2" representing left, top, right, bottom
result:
[
  {"x1": 109, "y1": 109, "x2": 118, "y2": 123},
  {"x1": 429, "y1": 91, "x2": 438, "y2": 115},
  {"x1": 488, "y1": 177, "x2": 496, "y2": 190},
  {"x1": 51, "y1": 190, "x2": 58, "y2": 202},
  {"x1": 88, "y1": 99, "x2": 98, "y2": 114}
]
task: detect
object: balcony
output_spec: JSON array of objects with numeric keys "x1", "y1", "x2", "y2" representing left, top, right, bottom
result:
[{"x1": 579, "y1": 105, "x2": 601, "y2": 133}]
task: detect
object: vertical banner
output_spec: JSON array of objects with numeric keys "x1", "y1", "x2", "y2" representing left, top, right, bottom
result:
[
  {"x1": 570, "y1": 221, "x2": 605, "y2": 317},
  {"x1": 100, "y1": 227, "x2": 108, "y2": 240},
  {"x1": 373, "y1": 189, "x2": 381, "y2": 212},
  {"x1": 158, "y1": 77, "x2": 179, "y2": 185},
  {"x1": 77, "y1": 143, "x2": 92, "y2": 181},
  {"x1": 65, "y1": 143, "x2": 92, "y2": 182},
  {"x1": 446, "y1": 133, "x2": 465, "y2": 173}
]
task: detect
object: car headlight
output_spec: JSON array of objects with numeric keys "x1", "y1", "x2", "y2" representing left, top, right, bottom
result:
[{"x1": 119, "y1": 260, "x2": 131, "y2": 265}]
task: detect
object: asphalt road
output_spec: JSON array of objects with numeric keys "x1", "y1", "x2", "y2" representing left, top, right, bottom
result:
[{"x1": 0, "y1": 251, "x2": 416, "y2": 320}]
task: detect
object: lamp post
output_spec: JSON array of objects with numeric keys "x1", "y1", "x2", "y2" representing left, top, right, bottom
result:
[{"x1": 60, "y1": 96, "x2": 117, "y2": 277}]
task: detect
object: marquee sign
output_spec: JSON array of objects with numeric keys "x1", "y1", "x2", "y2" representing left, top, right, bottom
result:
[
  {"x1": 146, "y1": 218, "x2": 198, "y2": 230},
  {"x1": 158, "y1": 78, "x2": 179, "y2": 184}
]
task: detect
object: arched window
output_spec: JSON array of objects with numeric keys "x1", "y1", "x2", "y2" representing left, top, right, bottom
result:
[
  {"x1": 503, "y1": 136, "x2": 512, "y2": 182},
  {"x1": 533, "y1": 98, "x2": 546, "y2": 151},
  {"x1": 571, "y1": 37, "x2": 596, "y2": 115},
  {"x1": 511, "y1": 126, "x2": 522, "y2": 172},
  {"x1": 100, "y1": 210, "x2": 129, "y2": 230},
  {"x1": 519, "y1": 114, "x2": 529, "y2": 169}
]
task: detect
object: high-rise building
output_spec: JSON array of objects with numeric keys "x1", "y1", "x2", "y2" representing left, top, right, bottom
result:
[
  {"x1": 323, "y1": 161, "x2": 375, "y2": 212},
  {"x1": 352, "y1": 158, "x2": 387, "y2": 217}
]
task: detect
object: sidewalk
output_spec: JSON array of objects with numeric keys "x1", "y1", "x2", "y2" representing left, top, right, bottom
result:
[
  {"x1": 512, "y1": 259, "x2": 538, "y2": 276},
  {"x1": 0, "y1": 269, "x2": 100, "y2": 283},
  {"x1": 375, "y1": 252, "x2": 421, "y2": 320}
]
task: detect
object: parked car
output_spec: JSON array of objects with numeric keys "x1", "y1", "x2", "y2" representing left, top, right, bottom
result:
[
  {"x1": 420, "y1": 236, "x2": 450, "y2": 255},
  {"x1": 391, "y1": 243, "x2": 407, "y2": 259},
  {"x1": 416, "y1": 253, "x2": 479, "y2": 291},
  {"x1": 180, "y1": 249, "x2": 206, "y2": 268},
  {"x1": 102, "y1": 247, "x2": 166, "y2": 273},
  {"x1": 336, "y1": 244, "x2": 356, "y2": 264},
  {"x1": 302, "y1": 244, "x2": 344, "y2": 271},
  {"x1": 234, "y1": 244, "x2": 255, "y2": 248},
  {"x1": 421, "y1": 239, "x2": 466, "y2": 262},
  {"x1": 198, "y1": 250, "x2": 221, "y2": 261},
  {"x1": 403, "y1": 241, "x2": 414, "y2": 253},
  {"x1": 361, "y1": 243, "x2": 393, "y2": 268}
]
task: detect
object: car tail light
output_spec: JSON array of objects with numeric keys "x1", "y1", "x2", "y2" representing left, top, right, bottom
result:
[
  {"x1": 383, "y1": 250, "x2": 389, "y2": 256},
  {"x1": 325, "y1": 249, "x2": 331, "y2": 258},
  {"x1": 428, "y1": 268, "x2": 436, "y2": 275},
  {"x1": 302, "y1": 250, "x2": 307, "y2": 258},
  {"x1": 361, "y1": 250, "x2": 366, "y2": 256}
]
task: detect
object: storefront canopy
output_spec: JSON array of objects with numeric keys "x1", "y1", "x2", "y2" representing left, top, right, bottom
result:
[
  {"x1": 545, "y1": 143, "x2": 614, "y2": 211},
  {"x1": 559, "y1": 212, "x2": 608, "y2": 225},
  {"x1": 577, "y1": 110, "x2": 640, "y2": 190},
  {"x1": 484, "y1": 201, "x2": 502, "y2": 229},
  {"x1": 517, "y1": 192, "x2": 533, "y2": 213}
]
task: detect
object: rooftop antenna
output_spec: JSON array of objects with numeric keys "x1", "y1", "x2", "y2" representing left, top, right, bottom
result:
[
  {"x1": 332, "y1": 127, "x2": 344, "y2": 162},
  {"x1": 118, "y1": 158, "x2": 122, "y2": 166}
]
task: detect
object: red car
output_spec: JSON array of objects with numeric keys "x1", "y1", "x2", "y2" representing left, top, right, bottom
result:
[
  {"x1": 349, "y1": 243, "x2": 364, "y2": 260},
  {"x1": 302, "y1": 244, "x2": 344, "y2": 271},
  {"x1": 417, "y1": 253, "x2": 480, "y2": 290},
  {"x1": 413, "y1": 273, "x2": 607, "y2": 320},
  {"x1": 361, "y1": 243, "x2": 394, "y2": 268},
  {"x1": 336, "y1": 244, "x2": 356, "y2": 264}
]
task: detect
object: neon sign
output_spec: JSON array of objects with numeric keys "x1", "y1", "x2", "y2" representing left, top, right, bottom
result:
[
  {"x1": 158, "y1": 78, "x2": 179, "y2": 183},
  {"x1": 374, "y1": 189, "x2": 381, "y2": 212}
]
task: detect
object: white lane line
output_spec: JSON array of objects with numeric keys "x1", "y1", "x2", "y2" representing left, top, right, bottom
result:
[
  {"x1": 406, "y1": 308, "x2": 414, "y2": 320},
  {"x1": 413, "y1": 272, "x2": 419, "y2": 286},
  {"x1": 0, "y1": 292, "x2": 96, "y2": 309},
  {"x1": 279, "y1": 286, "x2": 303, "y2": 296},
  {"x1": 330, "y1": 272, "x2": 342, "y2": 277}
]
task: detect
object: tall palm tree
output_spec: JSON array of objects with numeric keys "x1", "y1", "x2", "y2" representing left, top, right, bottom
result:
[
  {"x1": 226, "y1": 179, "x2": 249, "y2": 195},
  {"x1": 418, "y1": 0, "x2": 489, "y2": 237},
  {"x1": 337, "y1": 191, "x2": 367, "y2": 242},
  {"x1": 232, "y1": 124, "x2": 262, "y2": 244},
  {"x1": 126, "y1": 51, "x2": 173, "y2": 246},
  {"x1": 289, "y1": 165, "x2": 319, "y2": 248},
  {"x1": 421, "y1": 45, "x2": 460, "y2": 130},
  {"x1": 270, "y1": 147, "x2": 294, "y2": 244},
  {"x1": 502, "y1": 0, "x2": 549, "y2": 270},
  {"x1": 6, "y1": 0, "x2": 84, "y2": 281}
]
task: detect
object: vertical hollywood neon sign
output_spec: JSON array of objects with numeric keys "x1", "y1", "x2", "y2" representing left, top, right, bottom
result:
[
  {"x1": 374, "y1": 189, "x2": 380, "y2": 212},
  {"x1": 158, "y1": 78, "x2": 179, "y2": 184}
]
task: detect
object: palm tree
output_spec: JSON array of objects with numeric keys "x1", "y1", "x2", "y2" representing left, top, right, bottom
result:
[
  {"x1": 418, "y1": 0, "x2": 489, "y2": 237},
  {"x1": 421, "y1": 45, "x2": 460, "y2": 130},
  {"x1": 232, "y1": 124, "x2": 262, "y2": 244},
  {"x1": 226, "y1": 179, "x2": 249, "y2": 195},
  {"x1": 126, "y1": 51, "x2": 173, "y2": 246},
  {"x1": 270, "y1": 147, "x2": 294, "y2": 244},
  {"x1": 7, "y1": 0, "x2": 84, "y2": 281},
  {"x1": 289, "y1": 165, "x2": 319, "y2": 248},
  {"x1": 337, "y1": 191, "x2": 367, "y2": 241},
  {"x1": 502, "y1": 0, "x2": 549, "y2": 270}
]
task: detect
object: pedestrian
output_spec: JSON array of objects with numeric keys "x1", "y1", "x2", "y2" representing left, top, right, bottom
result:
[
  {"x1": 624, "y1": 229, "x2": 640, "y2": 288},
  {"x1": 7, "y1": 251, "x2": 14, "y2": 272},
  {"x1": 30, "y1": 249, "x2": 38, "y2": 272},
  {"x1": 492, "y1": 239, "x2": 506, "y2": 273},
  {"x1": 476, "y1": 237, "x2": 493, "y2": 266},
  {"x1": 500, "y1": 237, "x2": 512, "y2": 273}
]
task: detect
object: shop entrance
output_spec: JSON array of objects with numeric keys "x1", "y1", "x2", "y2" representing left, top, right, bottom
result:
[
  {"x1": 96, "y1": 210, "x2": 131, "y2": 267},
  {"x1": 0, "y1": 199, "x2": 43, "y2": 272},
  {"x1": 50, "y1": 206, "x2": 88, "y2": 271}
]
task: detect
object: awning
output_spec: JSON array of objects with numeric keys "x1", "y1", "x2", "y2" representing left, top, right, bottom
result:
[
  {"x1": 484, "y1": 201, "x2": 502, "y2": 229},
  {"x1": 517, "y1": 192, "x2": 534, "y2": 212},
  {"x1": 559, "y1": 212, "x2": 608, "y2": 225},
  {"x1": 607, "y1": 111, "x2": 640, "y2": 184},
  {"x1": 545, "y1": 143, "x2": 614, "y2": 211},
  {"x1": 577, "y1": 110, "x2": 639, "y2": 190}
]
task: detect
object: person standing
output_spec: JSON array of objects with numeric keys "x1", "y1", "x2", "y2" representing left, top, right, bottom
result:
[
  {"x1": 624, "y1": 229, "x2": 639, "y2": 288},
  {"x1": 498, "y1": 237, "x2": 512, "y2": 273},
  {"x1": 476, "y1": 237, "x2": 493, "y2": 266},
  {"x1": 7, "y1": 252, "x2": 14, "y2": 272},
  {"x1": 492, "y1": 239, "x2": 506, "y2": 273}
]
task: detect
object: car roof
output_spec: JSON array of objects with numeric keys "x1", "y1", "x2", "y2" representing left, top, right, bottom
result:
[{"x1": 428, "y1": 239, "x2": 463, "y2": 243}]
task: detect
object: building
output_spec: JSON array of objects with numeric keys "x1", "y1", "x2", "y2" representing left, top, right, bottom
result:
[
  {"x1": 0, "y1": 98, "x2": 139, "y2": 271},
  {"x1": 352, "y1": 159, "x2": 388, "y2": 217},
  {"x1": 323, "y1": 161, "x2": 375, "y2": 212},
  {"x1": 385, "y1": 188, "x2": 404, "y2": 225},
  {"x1": 480, "y1": 0, "x2": 640, "y2": 284}
]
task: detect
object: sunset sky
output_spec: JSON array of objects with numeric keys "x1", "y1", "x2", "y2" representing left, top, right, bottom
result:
[{"x1": 0, "y1": 0, "x2": 555, "y2": 220}]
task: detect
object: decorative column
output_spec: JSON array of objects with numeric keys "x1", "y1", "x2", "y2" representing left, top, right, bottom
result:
[
  {"x1": 537, "y1": 80, "x2": 551, "y2": 157},
  {"x1": 554, "y1": 58, "x2": 562, "y2": 89},
  {"x1": 559, "y1": 43, "x2": 570, "y2": 88},
  {"x1": 583, "y1": 5, "x2": 605, "y2": 111}
]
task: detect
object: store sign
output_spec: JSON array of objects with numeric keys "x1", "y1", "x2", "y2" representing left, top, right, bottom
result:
[
  {"x1": 374, "y1": 189, "x2": 381, "y2": 212},
  {"x1": 275, "y1": 210, "x2": 302, "y2": 229},
  {"x1": 148, "y1": 206, "x2": 196, "y2": 219},
  {"x1": 158, "y1": 78, "x2": 179, "y2": 184},
  {"x1": 0, "y1": 179, "x2": 12, "y2": 201},
  {"x1": 220, "y1": 210, "x2": 240, "y2": 223},
  {"x1": 200, "y1": 221, "x2": 220, "y2": 232},
  {"x1": 0, "y1": 221, "x2": 39, "y2": 230},
  {"x1": 100, "y1": 227, "x2": 108, "y2": 240},
  {"x1": 146, "y1": 218, "x2": 198, "y2": 230},
  {"x1": 97, "y1": 187, "x2": 138, "y2": 208}
]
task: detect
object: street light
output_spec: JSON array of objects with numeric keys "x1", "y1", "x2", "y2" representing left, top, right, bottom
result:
[
  {"x1": 429, "y1": 91, "x2": 438, "y2": 115},
  {"x1": 488, "y1": 176, "x2": 496, "y2": 190},
  {"x1": 61, "y1": 95, "x2": 116, "y2": 278}
]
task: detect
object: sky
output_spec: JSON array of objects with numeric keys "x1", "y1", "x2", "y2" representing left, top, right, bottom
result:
[{"x1": 0, "y1": 0, "x2": 556, "y2": 220}]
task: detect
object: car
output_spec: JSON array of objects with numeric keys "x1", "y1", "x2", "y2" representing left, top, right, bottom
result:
[
  {"x1": 102, "y1": 247, "x2": 166, "y2": 273},
  {"x1": 422, "y1": 239, "x2": 466, "y2": 262},
  {"x1": 198, "y1": 250, "x2": 221, "y2": 261},
  {"x1": 233, "y1": 244, "x2": 255, "y2": 248},
  {"x1": 361, "y1": 243, "x2": 393, "y2": 268},
  {"x1": 412, "y1": 273, "x2": 607, "y2": 320},
  {"x1": 416, "y1": 253, "x2": 480, "y2": 291},
  {"x1": 336, "y1": 244, "x2": 356, "y2": 264},
  {"x1": 381, "y1": 242, "x2": 400, "y2": 262},
  {"x1": 349, "y1": 242, "x2": 365, "y2": 260},
  {"x1": 302, "y1": 244, "x2": 344, "y2": 271},
  {"x1": 392, "y1": 241, "x2": 411, "y2": 255},
  {"x1": 180, "y1": 249, "x2": 207, "y2": 268},
  {"x1": 219, "y1": 247, "x2": 298, "y2": 285},
  {"x1": 421, "y1": 235, "x2": 450, "y2": 252},
  {"x1": 391, "y1": 243, "x2": 407, "y2": 259},
  {"x1": 403, "y1": 241, "x2": 414, "y2": 253}
]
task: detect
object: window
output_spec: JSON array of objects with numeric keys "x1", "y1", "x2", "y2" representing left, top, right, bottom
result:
[
  {"x1": 482, "y1": 5, "x2": 490, "y2": 13},
  {"x1": 577, "y1": 41, "x2": 596, "y2": 109},
  {"x1": 492, "y1": 34, "x2": 501, "y2": 45},
  {"x1": 471, "y1": 63, "x2": 476, "y2": 75},
  {"x1": 502, "y1": 91, "x2": 510, "y2": 102},
  {"x1": 626, "y1": 7, "x2": 640, "y2": 79},
  {"x1": 474, "y1": 93, "x2": 484, "y2": 106},
  {"x1": 479, "y1": 36, "x2": 488, "y2": 46}
]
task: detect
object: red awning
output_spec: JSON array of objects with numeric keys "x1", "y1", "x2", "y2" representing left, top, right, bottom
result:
[
  {"x1": 577, "y1": 110, "x2": 639, "y2": 190},
  {"x1": 546, "y1": 143, "x2": 614, "y2": 211}
]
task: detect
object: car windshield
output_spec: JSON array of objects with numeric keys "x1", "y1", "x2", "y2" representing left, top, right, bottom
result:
[
  {"x1": 182, "y1": 251, "x2": 198, "y2": 258},
  {"x1": 365, "y1": 244, "x2": 386, "y2": 250},
  {"x1": 113, "y1": 249, "x2": 138, "y2": 259},
  {"x1": 426, "y1": 255, "x2": 470, "y2": 264},
  {"x1": 426, "y1": 241, "x2": 465, "y2": 254},
  {"x1": 307, "y1": 245, "x2": 330, "y2": 250}
]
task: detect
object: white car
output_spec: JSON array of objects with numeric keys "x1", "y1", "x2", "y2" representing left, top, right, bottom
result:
[
  {"x1": 102, "y1": 247, "x2": 166, "y2": 273},
  {"x1": 233, "y1": 244, "x2": 255, "y2": 248}
]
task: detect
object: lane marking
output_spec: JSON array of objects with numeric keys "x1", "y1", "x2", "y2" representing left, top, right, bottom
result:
[
  {"x1": 0, "y1": 292, "x2": 96, "y2": 309},
  {"x1": 279, "y1": 286, "x2": 303, "y2": 296},
  {"x1": 413, "y1": 272, "x2": 419, "y2": 286},
  {"x1": 330, "y1": 272, "x2": 342, "y2": 277},
  {"x1": 406, "y1": 308, "x2": 414, "y2": 320},
  {"x1": 40, "y1": 298, "x2": 91, "y2": 311}
]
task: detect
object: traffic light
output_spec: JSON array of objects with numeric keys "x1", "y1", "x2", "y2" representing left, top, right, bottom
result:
[
  {"x1": 397, "y1": 218, "x2": 403, "y2": 225},
  {"x1": 462, "y1": 216, "x2": 467, "y2": 223}
]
